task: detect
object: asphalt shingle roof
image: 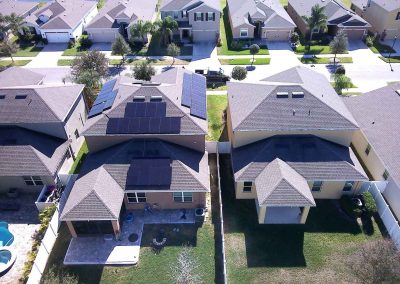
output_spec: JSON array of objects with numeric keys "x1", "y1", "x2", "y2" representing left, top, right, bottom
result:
[
  {"x1": 161, "y1": 0, "x2": 220, "y2": 12},
  {"x1": 343, "y1": 83, "x2": 400, "y2": 186},
  {"x1": 0, "y1": 67, "x2": 44, "y2": 87},
  {"x1": 352, "y1": 0, "x2": 399, "y2": 12},
  {"x1": 0, "y1": 0, "x2": 38, "y2": 17}
]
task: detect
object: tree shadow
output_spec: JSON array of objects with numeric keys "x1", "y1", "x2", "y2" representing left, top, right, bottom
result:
[{"x1": 140, "y1": 224, "x2": 199, "y2": 248}]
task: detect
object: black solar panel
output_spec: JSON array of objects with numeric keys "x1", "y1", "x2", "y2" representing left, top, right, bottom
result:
[
  {"x1": 181, "y1": 73, "x2": 192, "y2": 107},
  {"x1": 106, "y1": 117, "x2": 181, "y2": 134},
  {"x1": 190, "y1": 75, "x2": 207, "y2": 119},
  {"x1": 124, "y1": 102, "x2": 167, "y2": 118},
  {"x1": 126, "y1": 159, "x2": 172, "y2": 186}
]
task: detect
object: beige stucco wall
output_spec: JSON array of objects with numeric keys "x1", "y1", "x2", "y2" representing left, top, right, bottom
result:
[
  {"x1": 0, "y1": 176, "x2": 55, "y2": 193},
  {"x1": 188, "y1": 5, "x2": 220, "y2": 32},
  {"x1": 123, "y1": 192, "x2": 206, "y2": 210},
  {"x1": 64, "y1": 94, "x2": 87, "y2": 155},
  {"x1": 235, "y1": 181, "x2": 257, "y2": 199}
]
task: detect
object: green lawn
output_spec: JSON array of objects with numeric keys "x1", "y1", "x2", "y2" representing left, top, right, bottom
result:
[
  {"x1": 146, "y1": 34, "x2": 193, "y2": 56},
  {"x1": 218, "y1": 0, "x2": 269, "y2": 55},
  {"x1": 207, "y1": 95, "x2": 228, "y2": 141},
  {"x1": 69, "y1": 141, "x2": 89, "y2": 174},
  {"x1": 0, "y1": 60, "x2": 31, "y2": 67},
  {"x1": 369, "y1": 41, "x2": 396, "y2": 54},
  {"x1": 219, "y1": 58, "x2": 270, "y2": 65},
  {"x1": 207, "y1": 85, "x2": 228, "y2": 91},
  {"x1": 0, "y1": 44, "x2": 42, "y2": 57},
  {"x1": 379, "y1": 56, "x2": 400, "y2": 63},
  {"x1": 300, "y1": 56, "x2": 353, "y2": 64},
  {"x1": 57, "y1": 59, "x2": 74, "y2": 66},
  {"x1": 219, "y1": 155, "x2": 383, "y2": 284},
  {"x1": 62, "y1": 37, "x2": 90, "y2": 56},
  {"x1": 295, "y1": 44, "x2": 349, "y2": 55},
  {"x1": 109, "y1": 58, "x2": 191, "y2": 66}
]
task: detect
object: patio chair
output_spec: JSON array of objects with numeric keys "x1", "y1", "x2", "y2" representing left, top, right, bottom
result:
[{"x1": 0, "y1": 221, "x2": 8, "y2": 229}]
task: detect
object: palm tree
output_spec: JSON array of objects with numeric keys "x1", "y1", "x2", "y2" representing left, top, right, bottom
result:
[
  {"x1": 302, "y1": 4, "x2": 327, "y2": 41},
  {"x1": 4, "y1": 13, "x2": 24, "y2": 37},
  {"x1": 152, "y1": 16, "x2": 178, "y2": 47},
  {"x1": 129, "y1": 20, "x2": 153, "y2": 43},
  {"x1": 0, "y1": 39, "x2": 19, "y2": 63}
]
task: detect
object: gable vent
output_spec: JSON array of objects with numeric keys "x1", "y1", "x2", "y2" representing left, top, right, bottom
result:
[
  {"x1": 276, "y1": 92, "x2": 289, "y2": 98},
  {"x1": 133, "y1": 95, "x2": 145, "y2": 101},
  {"x1": 292, "y1": 91, "x2": 305, "y2": 98}
]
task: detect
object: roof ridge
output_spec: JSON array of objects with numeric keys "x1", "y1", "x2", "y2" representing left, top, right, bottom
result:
[
  {"x1": 32, "y1": 88, "x2": 64, "y2": 121},
  {"x1": 176, "y1": 160, "x2": 209, "y2": 191},
  {"x1": 29, "y1": 145, "x2": 53, "y2": 176}
]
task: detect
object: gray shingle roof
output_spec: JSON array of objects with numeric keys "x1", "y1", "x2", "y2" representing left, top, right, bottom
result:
[
  {"x1": 232, "y1": 135, "x2": 368, "y2": 182},
  {"x1": 288, "y1": 0, "x2": 370, "y2": 28},
  {"x1": 60, "y1": 139, "x2": 210, "y2": 221},
  {"x1": 25, "y1": 0, "x2": 97, "y2": 29},
  {"x1": 0, "y1": 126, "x2": 69, "y2": 176},
  {"x1": 228, "y1": 66, "x2": 359, "y2": 131},
  {"x1": 255, "y1": 158, "x2": 316, "y2": 207},
  {"x1": 82, "y1": 68, "x2": 207, "y2": 136},
  {"x1": 343, "y1": 83, "x2": 400, "y2": 186},
  {"x1": 161, "y1": 0, "x2": 220, "y2": 12},
  {"x1": 352, "y1": 0, "x2": 399, "y2": 12},
  {"x1": 0, "y1": 67, "x2": 44, "y2": 87},
  {"x1": 0, "y1": 84, "x2": 84, "y2": 123},
  {"x1": 0, "y1": 0, "x2": 38, "y2": 17},
  {"x1": 227, "y1": 0, "x2": 295, "y2": 29}
]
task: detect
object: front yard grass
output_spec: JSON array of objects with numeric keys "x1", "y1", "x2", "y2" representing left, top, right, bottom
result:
[
  {"x1": 0, "y1": 60, "x2": 31, "y2": 67},
  {"x1": 13, "y1": 44, "x2": 43, "y2": 57},
  {"x1": 109, "y1": 58, "x2": 191, "y2": 66},
  {"x1": 379, "y1": 56, "x2": 400, "y2": 63},
  {"x1": 146, "y1": 34, "x2": 193, "y2": 56},
  {"x1": 219, "y1": 58, "x2": 270, "y2": 65},
  {"x1": 300, "y1": 56, "x2": 353, "y2": 64},
  {"x1": 57, "y1": 59, "x2": 74, "y2": 66},
  {"x1": 62, "y1": 36, "x2": 91, "y2": 56},
  {"x1": 219, "y1": 155, "x2": 383, "y2": 284},
  {"x1": 369, "y1": 41, "x2": 396, "y2": 54},
  {"x1": 207, "y1": 95, "x2": 228, "y2": 141},
  {"x1": 68, "y1": 140, "x2": 89, "y2": 174}
]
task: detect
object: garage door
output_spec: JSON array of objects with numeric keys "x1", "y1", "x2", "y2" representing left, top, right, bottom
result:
[
  {"x1": 192, "y1": 30, "x2": 218, "y2": 42},
  {"x1": 45, "y1": 32, "x2": 70, "y2": 43},
  {"x1": 343, "y1": 29, "x2": 366, "y2": 40},
  {"x1": 264, "y1": 30, "x2": 291, "y2": 41},
  {"x1": 89, "y1": 31, "x2": 118, "y2": 43}
]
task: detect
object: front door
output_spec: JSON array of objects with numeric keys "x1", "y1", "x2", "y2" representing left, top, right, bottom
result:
[{"x1": 182, "y1": 29, "x2": 190, "y2": 39}]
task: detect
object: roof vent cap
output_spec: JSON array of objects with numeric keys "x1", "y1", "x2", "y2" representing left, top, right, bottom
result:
[{"x1": 276, "y1": 91, "x2": 289, "y2": 98}]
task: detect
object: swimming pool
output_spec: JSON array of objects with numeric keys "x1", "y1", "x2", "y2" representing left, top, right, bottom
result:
[{"x1": 0, "y1": 227, "x2": 14, "y2": 247}]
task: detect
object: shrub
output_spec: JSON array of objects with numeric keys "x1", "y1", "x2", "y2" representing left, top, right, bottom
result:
[
  {"x1": 231, "y1": 66, "x2": 247, "y2": 81},
  {"x1": 79, "y1": 36, "x2": 92, "y2": 49},
  {"x1": 365, "y1": 35, "x2": 374, "y2": 47},
  {"x1": 230, "y1": 41, "x2": 243, "y2": 50},
  {"x1": 217, "y1": 36, "x2": 222, "y2": 47},
  {"x1": 340, "y1": 195, "x2": 363, "y2": 217},
  {"x1": 68, "y1": 39, "x2": 75, "y2": 49},
  {"x1": 335, "y1": 65, "x2": 346, "y2": 75},
  {"x1": 132, "y1": 61, "x2": 155, "y2": 81},
  {"x1": 290, "y1": 32, "x2": 300, "y2": 44},
  {"x1": 362, "y1": 192, "x2": 378, "y2": 216}
]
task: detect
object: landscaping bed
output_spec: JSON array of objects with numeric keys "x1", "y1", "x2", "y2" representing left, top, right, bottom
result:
[
  {"x1": 207, "y1": 95, "x2": 228, "y2": 142},
  {"x1": 300, "y1": 56, "x2": 353, "y2": 64},
  {"x1": 219, "y1": 58, "x2": 270, "y2": 65}
]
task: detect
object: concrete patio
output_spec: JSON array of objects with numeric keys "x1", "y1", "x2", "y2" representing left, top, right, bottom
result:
[{"x1": 64, "y1": 209, "x2": 195, "y2": 265}]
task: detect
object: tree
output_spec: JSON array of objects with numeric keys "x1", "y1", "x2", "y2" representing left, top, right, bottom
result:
[
  {"x1": 302, "y1": 4, "x2": 327, "y2": 41},
  {"x1": 112, "y1": 35, "x2": 130, "y2": 60},
  {"x1": 333, "y1": 74, "x2": 352, "y2": 95},
  {"x1": 170, "y1": 246, "x2": 202, "y2": 284},
  {"x1": 167, "y1": 43, "x2": 180, "y2": 66},
  {"x1": 0, "y1": 39, "x2": 18, "y2": 63},
  {"x1": 4, "y1": 12, "x2": 24, "y2": 37},
  {"x1": 329, "y1": 30, "x2": 348, "y2": 65},
  {"x1": 152, "y1": 16, "x2": 178, "y2": 47},
  {"x1": 349, "y1": 239, "x2": 400, "y2": 284},
  {"x1": 290, "y1": 31, "x2": 300, "y2": 44},
  {"x1": 231, "y1": 66, "x2": 247, "y2": 81},
  {"x1": 129, "y1": 20, "x2": 153, "y2": 43},
  {"x1": 132, "y1": 61, "x2": 155, "y2": 81},
  {"x1": 249, "y1": 44, "x2": 260, "y2": 66}
]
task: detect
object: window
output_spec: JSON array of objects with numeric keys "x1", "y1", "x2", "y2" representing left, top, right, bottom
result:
[
  {"x1": 240, "y1": 28, "x2": 248, "y2": 38},
  {"x1": 173, "y1": 192, "x2": 193, "y2": 203},
  {"x1": 311, "y1": 181, "x2": 323, "y2": 192},
  {"x1": 312, "y1": 27, "x2": 319, "y2": 33},
  {"x1": 243, "y1": 181, "x2": 252, "y2": 192},
  {"x1": 173, "y1": 11, "x2": 179, "y2": 19},
  {"x1": 74, "y1": 129, "x2": 79, "y2": 139},
  {"x1": 23, "y1": 176, "x2": 43, "y2": 186},
  {"x1": 195, "y1": 12, "x2": 202, "y2": 21},
  {"x1": 396, "y1": 12, "x2": 400, "y2": 20},
  {"x1": 126, "y1": 192, "x2": 147, "y2": 203},
  {"x1": 207, "y1": 12, "x2": 214, "y2": 21},
  {"x1": 383, "y1": 169, "x2": 390, "y2": 180},
  {"x1": 343, "y1": 181, "x2": 355, "y2": 192},
  {"x1": 365, "y1": 144, "x2": 371, "y2": 155},
  {"x1": 182, "y1": 10, "x2": 188, "y2": 18}
]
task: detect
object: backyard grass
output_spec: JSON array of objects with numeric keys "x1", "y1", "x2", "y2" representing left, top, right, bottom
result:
[
  {"x1": 369, "y1": 41, "x2": 396, "y2": 54},
  {"x1": 207, "y1": 95, "x2": 228, "y2": 141},
  {"x1": 207, "y1": 85, "x2": 227, "y2": 91},
  {"x1": 299, "y1": 56, "x2": 353, "y2": 64},
  {"x1": 218, "y1": 0, "x2": 269, "y2": 56},
  {"x1": 379, "y1": 56, "x2": 400, "y2": 63},
  {"x1": 219, "y1": 58, "x2": 270, "y2": 65},
  {"x1": 57, "y1": 59, "x2": 74, "y2": 66},
  {"x1": 0, "y1": 60, "x2": 31, "y2": 67},
  {"x1": 68, "y1": 141, "x2": 89, "y2": 174},
  {"x1": 219, "y1": 155, "x2": 383, "y2": 284}
]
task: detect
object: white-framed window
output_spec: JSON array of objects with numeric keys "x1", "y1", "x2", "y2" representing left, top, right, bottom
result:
[
  {"x1": 182, "y1": 10, "x2": 188, "y2": 18},
  {"x1": 195, "y1": 12, "x2": 202, "y2": 21},
  {"x1": 243, "y1": 181, "x2": 252, "y2": 192},
  {"x1": 23, "y1": 176, "x2": 43, "y2": 186},
  {"x1": 207, "y1": 12, "x2": 214, "y2": 21},
  {"x1": 383, "y1": 169, "x2": 390, "y2": 180},
  {"x1": 312, "y1": 27, "x2": 320, "y2": 33},
  {"x1": 240, "y1": 28, "x2": 248, "y2": 38},
  {"x1": 173, "y1": 192, "x2": 193, "y2": 203},
  {"x1": 343, "y1": 181, "x2": 355, "y2": 192},
  {"x1": 365, "y1": 144, "x2": 371, "y2": 155},
  {"x1": 126, "y1": 192, "x2": 147, "y2": 203},
  {"x1": 312, "y1": 181, "x2": 323, "y2": 192}
]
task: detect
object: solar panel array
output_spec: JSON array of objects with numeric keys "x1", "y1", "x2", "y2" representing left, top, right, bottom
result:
[
  {"x1": 180, "y1": 73, "x2": 207, "y2": 119},
  {"x1": 126, "y1": 158, "x2": 172, "y2": 186},
  {"x1": 88, "y1": 79, "x2": 117, "y2": 118}
]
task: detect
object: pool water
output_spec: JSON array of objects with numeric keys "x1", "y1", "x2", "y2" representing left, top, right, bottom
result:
[
  {"x1": 0, "y1": 250, "x2": 11, "y2": 264},
  {"x1": 0, "y1": 227, "x2": 14, "y2": 246}
]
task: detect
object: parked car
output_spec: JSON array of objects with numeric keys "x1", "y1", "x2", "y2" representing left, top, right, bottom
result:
[{"x1": 195, "y1": 68, "x2": 230, "y2": 87}]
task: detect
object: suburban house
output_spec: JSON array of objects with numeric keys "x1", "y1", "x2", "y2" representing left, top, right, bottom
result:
[
  {"x1": 60, "y1": 68, "x2": 209, "y2": 240},
  {"x1": 287, "y1": 0, "x2": 371, "y2": 40},
  {"x1": 343, "y1": 83, "x2": 400, "y2": 219},
  {"x1": 226, "y1": 0, "x2": 296, "y2": 41},
  {"x1": 226, "y1": 66, "x2": 368, "y2": 224},
  {"x1": 0, "y1": 67, "x2": 44, "y2": 87},
  {"x1": 23, "y1": 0, "x2": 98, "y2": 43},
  {"x1": 85, "y1": 0, "x2": 158, "y2": 43},
  {"x1": 160, "y1": 0, "x2": 220, "y2": 42},
  {"x1": 0, "y1": 81, "x2": 87, "y2": 197},
  {"x1": 351, "y1": 0, "x2": 400, "y2": 40}
]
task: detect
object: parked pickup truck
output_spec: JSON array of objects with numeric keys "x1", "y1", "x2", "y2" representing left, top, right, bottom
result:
[{"x1": 195, "y1": 68, "x2": 230, "y2": 86}]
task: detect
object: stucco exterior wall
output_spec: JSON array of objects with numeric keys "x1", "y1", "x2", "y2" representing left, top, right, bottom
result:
[
  {"x1": 0, "y1": 176, "x2": 55, "y2": 193},
  {"x1": 17, "y1": 122, "x2": 67, "y2": 139},
  {"x1": 231, "y1": 22, "x2": 255, "y2": 40},
  {"x1": 382, "y1": 178, "x2": 400, "y2": 218},
  {"x1": 64, "y1": 94, "x2": 87, "y2": 155},
  {"x1": 235, "y1": 181, "x2": 257, "y2": 199},
  {"x1": 123, "y1": 192, "x2": 206, "y2": 210}
]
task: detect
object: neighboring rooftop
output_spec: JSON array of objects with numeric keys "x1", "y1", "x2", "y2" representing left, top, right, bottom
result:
[
  {"x1": 60, "y1": 139, "x2": 210, "y2": 221},
  {"x1": 0, "y1": 126, "x2": 69, "y2": 176},
  {"x1": 161, "y1": 0, "x2": 220, "y2": 12},
  {"x1": 0, "y1": 67, "x2": 44, "y2": 87},
  {"x1": 25, "y1": 0, "x2": 97, "y2": 29},
  {"x1": 343, "y1": 83, "x2": 400, "y2": 185},
  {"x1": 0, "y1": 84, "x2": 84, "y2": 124},
  {"x1": 227, "y1": 0, "x2": 295, "y2": 29},
  {"x1": 352, "y1": 0, "x2": 400, "y2": 12},
  {"x1": 0, "y1": 0, "x2": 38, "y2": 17},
  {"x1": 289, "y1": 0, "x2": 370, "y2": 28},
  {"x1": 228, "y1": 66, "x2": 359, "y2": 132}
]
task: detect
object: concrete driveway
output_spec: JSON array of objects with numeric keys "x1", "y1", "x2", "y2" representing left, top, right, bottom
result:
[
  {"x1": 27, "y1": 43, "x2": 67, "y2": 68},
  {"x1": 188, "y1": 42, "x2": 220, "y2": 70},
  {"x1": 267, "y1": 41, "x2": 299, "y2": 67},
  {"x1": 90, "y1": 43, "x2": 112, "y2": 56},
  {"x1": 348, "y1": 40, "x2": 383, "y2": 65}
]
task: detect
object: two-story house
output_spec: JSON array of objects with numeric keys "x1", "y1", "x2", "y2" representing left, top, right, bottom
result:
[
  {"x1": 160, "y1": 0, "x2": 221, "y2": 42},
  {"x1": 60, "y1": 68, "x2": 210, "y2": 241},
  {"x1": 352, "y1": 0, "x2": 400, "y2": 40},
  {"x1": 227, "y1": 66, "x2": 368, "y2": 224}
]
